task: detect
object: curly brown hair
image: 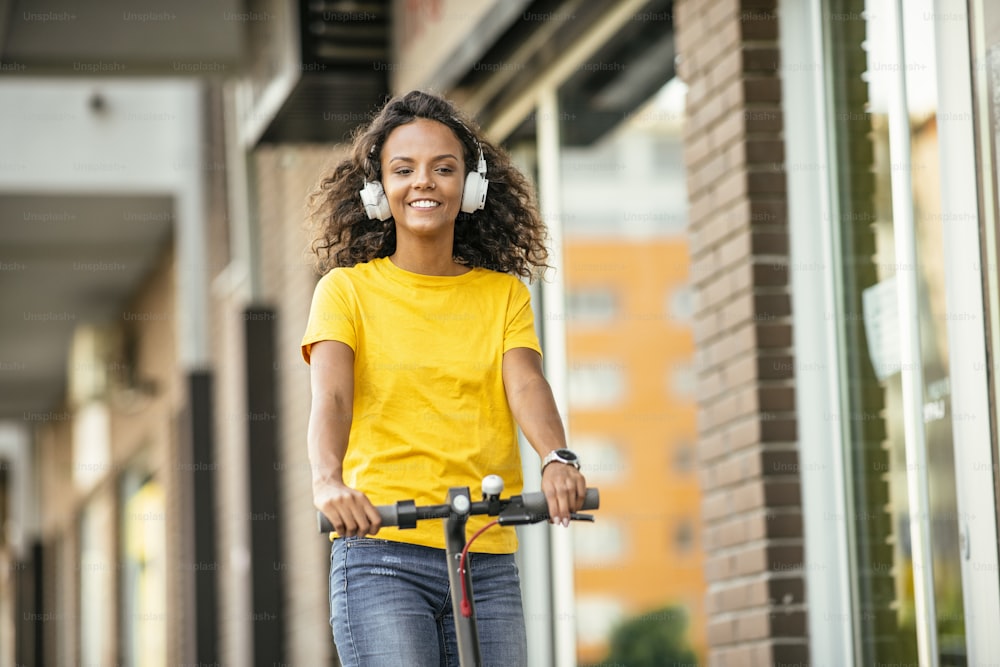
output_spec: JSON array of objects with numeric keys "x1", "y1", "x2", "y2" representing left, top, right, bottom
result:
[{"x1": 307, "y1": 90, "x2": 550, "y2": 280}]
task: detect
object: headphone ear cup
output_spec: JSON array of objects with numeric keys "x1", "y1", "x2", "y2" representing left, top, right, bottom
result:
[
  {"x1": 461, "y1": 171, "x2": 489, "y2": 213},
  {"x1": 359, "y1": 181, "x2": 392, "y2": 221}
]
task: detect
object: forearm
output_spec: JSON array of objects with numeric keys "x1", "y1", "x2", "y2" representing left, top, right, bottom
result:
[
  {"x1": 503, "y1": 348, "x2": 586, "y2": 522},
  {"x1": 507, "y1": 374, "x2": 567, "y2": 460},
  {"x1": 307, "y1": 339, "x2": 356, "y2": 493},
  {"x1": 308, "y1": 395, "x2": 381, "y2": 536},
  {"x1": 506, "y1": 369, "x2": 585, "y2": 523},
  {"x1": 307, "y1": 399, "x2": 352, "y2": 491},
  {"x1": 306, "y1": 341, "x2": 380, "y2": 535}
]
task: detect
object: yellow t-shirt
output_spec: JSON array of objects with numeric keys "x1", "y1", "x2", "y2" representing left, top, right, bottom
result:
[{"x1": 301, "y1": 257, "x2": 542, "y2": 553}]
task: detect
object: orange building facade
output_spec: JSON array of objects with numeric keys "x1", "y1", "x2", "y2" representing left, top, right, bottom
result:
[{"x1": 564, "y1": 240, "x2": 704, "y2": 663}]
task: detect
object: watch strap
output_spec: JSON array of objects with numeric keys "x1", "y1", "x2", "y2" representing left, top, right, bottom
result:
[{"x1": 542, "y1": 449, "x2": 580, "y2": 471}]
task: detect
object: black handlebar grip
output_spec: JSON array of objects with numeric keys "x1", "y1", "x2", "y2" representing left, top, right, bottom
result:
[
  {"x1": 520, "y1": 488, "x2": 600, "y2": 516},
  {"x1": 317, "y1": 504, "x2": 399, "y2": 534}
]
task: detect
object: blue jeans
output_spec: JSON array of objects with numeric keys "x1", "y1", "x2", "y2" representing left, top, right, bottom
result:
[{"x1": 330, "y1": 537, "x2": 527, "y2": 667}]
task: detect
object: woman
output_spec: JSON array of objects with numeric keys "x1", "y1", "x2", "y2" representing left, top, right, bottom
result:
[{"x1": 302, "y1": 90, "x2": 586, "y2": 666}]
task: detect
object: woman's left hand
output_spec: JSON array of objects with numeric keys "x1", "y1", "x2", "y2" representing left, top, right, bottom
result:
[{"x1": 541, "y1": 461, "x2": 587, "y2": 527}]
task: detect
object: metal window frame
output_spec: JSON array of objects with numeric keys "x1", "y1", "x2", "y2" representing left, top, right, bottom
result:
[
  {"x1": 939, "y1": 0, "x2": 1000, "y2": 661},
  {"x1": 780, "y1": 0, "x2": 856, "y2": 662},
  {"x1": 882, "y1": 0, "x2": 939, "y2": 662}
]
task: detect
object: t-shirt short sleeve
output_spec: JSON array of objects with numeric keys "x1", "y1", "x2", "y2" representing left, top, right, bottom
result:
[
  {"x1": 503, "y1": 279, "x2": 542, "y2": 355},
  {"x1": 301, "y1": 269, "x2": 357, "y2": 364}
]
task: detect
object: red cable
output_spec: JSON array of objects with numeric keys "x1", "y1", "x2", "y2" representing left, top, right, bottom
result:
[{"x1": 459, "y1": 519, "x2": 500, "y2": 618}]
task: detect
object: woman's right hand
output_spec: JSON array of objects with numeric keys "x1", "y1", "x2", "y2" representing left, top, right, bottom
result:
[{"x1": 315, "y1": 482, "x2": 383, "y2": 537}]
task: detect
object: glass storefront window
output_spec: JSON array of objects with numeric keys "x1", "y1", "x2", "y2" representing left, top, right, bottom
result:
[{"x1": 823, "y1": 0, "x2": 966, "y2": 662}]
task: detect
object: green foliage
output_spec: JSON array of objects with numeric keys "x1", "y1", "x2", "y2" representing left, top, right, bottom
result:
[{"x1": 587, "y1": 605, "x2": 698, "y2": 667}]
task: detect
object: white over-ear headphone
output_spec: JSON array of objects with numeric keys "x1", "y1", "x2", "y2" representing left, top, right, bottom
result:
[
  {"x1": 461, "y1": 146, "x2": 489, "y2": 213},
  {"x1": 359, "y1": 144, "x2": 489, "y2": 221},
  {"x1": 360, "y1": 180, "x2": 392, "y2": 221}
]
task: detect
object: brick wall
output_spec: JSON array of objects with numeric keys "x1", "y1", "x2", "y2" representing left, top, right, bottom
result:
[{"x1": 674, "y1": 1, "x2": 809, "y2": 664}]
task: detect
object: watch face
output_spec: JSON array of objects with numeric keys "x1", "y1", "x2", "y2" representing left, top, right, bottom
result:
[{"x1": 556, "y1": 449, "x2": 577, "y2": 462}]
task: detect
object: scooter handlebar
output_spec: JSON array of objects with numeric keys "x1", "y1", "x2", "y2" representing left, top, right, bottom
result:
[{"x1": 317, "y1": 488, "x2": 600, "y2": 534}]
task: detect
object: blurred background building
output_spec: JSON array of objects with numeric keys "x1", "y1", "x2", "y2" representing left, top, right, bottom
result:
[{"x1": 2, "y1": 0, "x2": 1000, "y2": 666}]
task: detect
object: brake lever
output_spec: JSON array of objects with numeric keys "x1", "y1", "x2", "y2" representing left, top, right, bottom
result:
[
  {"x1": 496, "y1": 506, "x2": 545, "y2": 526},
  {"x1": 497, "y1": 509, "x2": 597, "y2": 526}
]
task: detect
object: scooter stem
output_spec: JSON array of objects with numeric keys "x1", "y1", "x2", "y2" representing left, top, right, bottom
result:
[{"x1": 444, "y1": 487, "x2": 482, "y2": 667}]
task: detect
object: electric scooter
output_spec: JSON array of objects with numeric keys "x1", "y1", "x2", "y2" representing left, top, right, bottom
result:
[{"x1": 318, "y1": 474, "x2": 600, "y2": 667}]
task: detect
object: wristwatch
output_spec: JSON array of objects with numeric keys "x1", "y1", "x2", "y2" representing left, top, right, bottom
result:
[{"x1": 542, "y1": 448, "x2": 581, "y2": 472}]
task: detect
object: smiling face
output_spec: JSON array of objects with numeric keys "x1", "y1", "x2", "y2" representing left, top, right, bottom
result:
[{"x1": 379, "y1": 118, "x2": 467, "y2": 243}]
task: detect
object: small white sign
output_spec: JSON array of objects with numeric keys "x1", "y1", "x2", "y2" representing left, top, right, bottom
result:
[{"x1": 862, "y1": 276, "x2": 901, "y2": 381}]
